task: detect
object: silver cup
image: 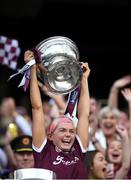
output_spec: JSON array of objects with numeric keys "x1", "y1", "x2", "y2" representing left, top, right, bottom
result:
[
  {"x1": 13, "y1": 168, "x2": 56, "y2": 180},
  {"x1": 36, "y1": 36, "x2": 82, "y2": 95}
]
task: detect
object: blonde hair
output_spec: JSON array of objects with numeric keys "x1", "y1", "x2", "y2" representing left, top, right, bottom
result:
[{"x1": 98, "y1": 106, "x2": 120, "y2": 124}]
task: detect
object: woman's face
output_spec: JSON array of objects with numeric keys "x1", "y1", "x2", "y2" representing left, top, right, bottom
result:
[
  {"x1": 51, "y1": 122, "x2": 76, "y2": 151},
  {"x1": 90, "y1": 98, "x2": 100, "y2": 115},
  {"x1": 118, "y1": 111, "x2": 129, "y2": 131},
  {"x1": 101, "y1": 112, "x2": 118, "y2": 136},
  {"x1": 107, "y1": 140, "x2": 122, "y2": 165},
  {"x1": 89, "y1": 114, "x2": 98, "y2": 129},
  {"x1": 92, "y1": 152, "x2": 107, "y2": 179}
]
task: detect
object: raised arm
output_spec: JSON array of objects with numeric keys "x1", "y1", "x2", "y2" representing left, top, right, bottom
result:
[
  {"x1": 121, "y1": 88, "x2": 131, "y2": 162},
  {"x1": 77, "y1": 62, "x2": 90, "y2": 149},
  {"x1": 115, "y1": 126, "x2": 130, "y2": 179},
  {"x1": 24, "y1": 50, "x2": 46, "y2": 148},
  {"x1": 38, "y1": 81, "x2": 66, "y2": 114},
  {"x1": 108, "y1": 75, "x2": 131, "y2": 108}
]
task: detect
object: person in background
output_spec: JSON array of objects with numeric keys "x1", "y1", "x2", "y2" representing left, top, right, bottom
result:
[
  {"x1": 87, "y1": 97, "x2": 106, "y2": 154},
  {"x1": 0, "y1": 135, "x2": 34, "y2": 179},
  {"x1": 90, "y1": 97, "x2": 101, "y2": 116},
  {"x1": 87, "y1": 113, "x2": 106, "y2": 155},
  {"x1": 108, "y1": 75, "x2": 131, "y2": 131},
  {"x1": 0, "y1": 97, "x2": 32, "y2": 136},
  {"x1": 86, "y1": 150, "x2": 113, "y2": 179},
  {"x1": 24, "y1": 50, "x2": 90, "y2": 179},
  {"x1": 39, "y1": 81, "x2": 66, "y2": 116},
  {"x1": 98, "y1": 106, "x2": 120, "y2": 146},
  {"x1": 87, "y1": 125, "x2": 130, "y2": 179},
  {"x1": 107, "y1": 125, "x2": 130, "y2": 179},
  {"x1": 118, "y1": 111, "x2": 130, "y2": 131},
  {"x1": 108, "y1": 75, "x2": 131, "y2": 109},
  {"x1": 121, "y1": 88, "x2": 131, "y2": 178},
  {"x1": 10, "y1": 135, "x2": 34, "y2": 170}
]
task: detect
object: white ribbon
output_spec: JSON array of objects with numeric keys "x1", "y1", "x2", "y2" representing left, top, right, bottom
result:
[
  {"x1": 8, "y1": 59, "x2": 36, "y2": 88},
  {"x1": 65, "y1": 112, "x2": 78, "y2": 128}
]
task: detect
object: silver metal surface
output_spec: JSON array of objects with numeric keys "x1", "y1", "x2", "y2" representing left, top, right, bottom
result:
[
  {"x1": 36, "y1": 36, "x2": 82, "y2": 94},
  {"x1": 14, "y1": 168, "x2": 56, "y2": 180}
]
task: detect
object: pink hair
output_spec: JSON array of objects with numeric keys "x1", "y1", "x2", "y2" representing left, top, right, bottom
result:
[{"x1": 48, "y1": 116, "x2": 73, "y2": 134}]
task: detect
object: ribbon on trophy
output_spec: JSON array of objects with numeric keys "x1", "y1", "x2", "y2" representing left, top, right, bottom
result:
[
  {"x1": 8, "y1": 48, "x2": 41, "y2": 91},
  {"x1": 64, "y1": 86, "x2": 80, "y2": 127}
]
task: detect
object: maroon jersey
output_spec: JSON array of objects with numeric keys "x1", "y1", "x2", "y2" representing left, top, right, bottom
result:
[{"x1": 33, "y1": 136, "x2": 87, "y2": 179}]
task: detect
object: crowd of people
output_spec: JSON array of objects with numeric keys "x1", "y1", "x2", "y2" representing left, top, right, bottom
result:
[{"x1": 0, "y1": 50, "x2": 131, "y2": 179}]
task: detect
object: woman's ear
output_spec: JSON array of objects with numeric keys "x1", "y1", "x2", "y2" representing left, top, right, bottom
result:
[{"x1": 47, "y1": 133, "x2": 53, "y2": 140}]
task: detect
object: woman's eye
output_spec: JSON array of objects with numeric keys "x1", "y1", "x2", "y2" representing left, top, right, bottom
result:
[
  {"x1": 118, "y1": 146, "x2": 122, "y2": 150},
  {"x1": 109, "y1": 146, "x2": 114, "y2": 149},
  {"x1": 59, "y1": 129, "x2": 65, "y2": 132},
  {"x1": 99, "y1": 157, "x2": 103, "y2": 161},
  {"x1": 70, "y1": 130, "x2": 75, "y2": 134}
]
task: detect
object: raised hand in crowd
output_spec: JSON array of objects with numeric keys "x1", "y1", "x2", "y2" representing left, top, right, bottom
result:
[
  {"x1": 0, "y1": 97, "x2": 32, "y2": 178},
  {"x1": 121, "y1": 88, "x2": 131, "y2": 161},
  {"x1": 38, "y1": 82, "x2": 65, "y2": 130},
  {"x1": 107, "y1": 125, "x2": 130, "y2": 179},
  {"x1": 108, "y1": 75, "x2": 131, "y2": 108},
  {"x1": 38, "y1": 82, "x2": 66, "y2": 114},
  {"x1": 121, "y1": 88, "x2": 131, "y2": 105},
  {"x1": 115, "y1": 125, "x2": 130, "y2": 179}
]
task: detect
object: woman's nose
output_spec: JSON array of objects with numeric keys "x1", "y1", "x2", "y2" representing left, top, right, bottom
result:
[{"x1": 65, "y1": 131, "x2": 71, "y2": 136}]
